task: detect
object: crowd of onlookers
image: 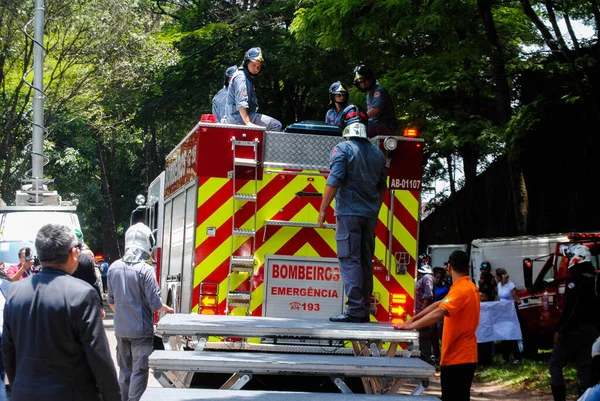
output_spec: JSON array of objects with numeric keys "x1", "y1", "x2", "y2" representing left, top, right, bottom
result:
[{"x1": 0, "y1": 222, "x2": 173, "y2": 401}]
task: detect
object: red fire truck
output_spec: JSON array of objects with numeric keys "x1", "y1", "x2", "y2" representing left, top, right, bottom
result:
[
  {"x1": 519, "y1": 232, "x2": 600, "y2": 356},
  {"x1": 139, "y1": 119, "x2": 424, "y2": 327}
]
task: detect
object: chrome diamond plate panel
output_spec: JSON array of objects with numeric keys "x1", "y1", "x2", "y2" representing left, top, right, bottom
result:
[{"x1": 263, "y1": 132, "x2": 344, "y2": 171}]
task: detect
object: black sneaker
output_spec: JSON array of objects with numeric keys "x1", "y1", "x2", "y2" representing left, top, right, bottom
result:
[{"x1": 329, "y1": 313, "x2": 369, "y2": 323}]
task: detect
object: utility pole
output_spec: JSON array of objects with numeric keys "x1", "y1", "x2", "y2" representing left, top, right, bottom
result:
[{"x1": 31, "y1": 0, "x2": 45, "y2": 192}]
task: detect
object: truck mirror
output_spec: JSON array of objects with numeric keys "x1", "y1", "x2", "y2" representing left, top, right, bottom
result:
[{"x1": 523, "y1": 258, "x2": 534, "y2": 293}]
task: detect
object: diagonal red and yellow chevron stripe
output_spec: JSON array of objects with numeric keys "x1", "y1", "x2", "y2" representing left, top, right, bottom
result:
[{"x1": 192, "y1": 169, "x2": 418, "y2": 321}]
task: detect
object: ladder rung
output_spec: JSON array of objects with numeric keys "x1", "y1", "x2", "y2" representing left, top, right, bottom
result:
[
  {"x1": 228, "y1": 292, "x2": 251, "y2": 306},
  {"x1": 233, "y1": 228, "x2": 256, "y2": 237},
  {"x1": 231, "y1": 265, "x2": 254, "y2": 273},
  {"x1": 233, "y1": 193, "x2": 257, "y2": 202},
  {"x1": 232, "y1": 140, "x2": 259, "y2": 147},
  {"x1": 265, "y1": 220, "x2": 335, "y2": 229},
  {"x1": 231, "y1": 256, "x2": 255, "y2": 267},
  {"x1": 234, "y1": 157, "x2": 258, "y2": 167}
]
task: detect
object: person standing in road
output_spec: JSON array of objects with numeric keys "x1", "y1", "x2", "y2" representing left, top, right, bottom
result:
[
  {"x1": 432, "y1": 266, "x2": 450, "y2": 363},
  {"x1": 325, "y1": 81, "x2": 349, "y2": 126},
  {"x1": 0, "y1": 273, "x2": 10, "y2": 400},
  {"x1": 71, "y1": 229, "x2": 105, "y2": 318},
  {"x1": 6, "y1": 248, "x2": 35, "y2": 281},
  {"x1": 2, "y1": 224, "x2": 121, "y2": 401},
  {"x1": 108, "y1": 222, "x2": 174, "y2": 401},
  {"x1": 395, "y1": 250, "x2": 479, "y2": 401},
  {"x1": 549, "y1": 245, "x2": 600, "y2": 401},
  {"x1": 225, "y1": 47, "x2": 282, "y2": 131},
  {"x1": 101, "y1": 261, "x2": 109, "y2": 293},
  {"x1": 495, "y1": 267, "x2": 522, "y2": 364},
  {"x1": 212, "y1": 65, "x2": 237, "y2": 123},
  {"x1": 416, "y1": 263, "x2": 435, "y2": 363},
  {"x1": 318, "y1": 104, "x2": 386, "y2": 323},
  {"x1": 352, "y1": 65, "x2": 398, "y2": 138}
]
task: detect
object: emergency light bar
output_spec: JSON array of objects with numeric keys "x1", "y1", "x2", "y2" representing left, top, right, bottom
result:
[{"x1": 567, "y1": 232, "x2": 600, "y2": 240}]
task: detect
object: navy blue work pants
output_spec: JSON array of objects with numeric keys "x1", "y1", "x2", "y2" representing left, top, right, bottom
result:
[
  {"x1": 549, "y1": 324, "x2": 598, "y2": 393},
  {"x1": 335, "y1": 215, "x2": 377, "y2": 318},
  {"x1": 440, "y1": 363, "x2": 477, "y2": 401}
]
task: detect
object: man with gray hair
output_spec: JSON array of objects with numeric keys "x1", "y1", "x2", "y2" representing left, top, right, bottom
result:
[
  {"x1": 1, "y1": 224, "x2": 120, "y2": 401},
  {"x1": 108, "y1": 222, "x2": 173, "y2": 401}
]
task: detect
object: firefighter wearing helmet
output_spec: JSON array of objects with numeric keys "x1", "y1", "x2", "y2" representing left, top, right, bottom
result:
[
  {"x1": 224, "y1": 47, "x2": 282, "y2": 131},
  {"x1": 353, "y1": 64, "x2": 398, "y2": 138},
  {"x1": 416, "y1": 263, "x2": 435, "y2": 363},
  {"x1": 325, "y1": 81, "x2": 349, "y2": 126},
  {"x1": 317, "y1": 104, "x2": 386, "y2": 323},
  {"x1": 549, "y1": 244, "x2": 600, "y2": 401},
  {"x1": 107, "y1": 222, "x2": 174, "y2": 400},
  {"x1": 212, "y1": 65, "x2": 237, "y2": 123}
]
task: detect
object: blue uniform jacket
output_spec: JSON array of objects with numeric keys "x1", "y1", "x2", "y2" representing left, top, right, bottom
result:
[
  {"x1": 107, "y1": 259, "x2": 163, "y2": 339},
  {"x1": 212, "y1": 86, "x2": 228, "y2": 122},
  {"x1": 225, "y1": 68, "x2": 258, "y2": 124},
  {"x1": 325, "y1": 107, "x2": 344, "y2": 126},
  {"x1": 326, "y1": 138, "x2": 387, "y2": 219},
  {"x1": 366, "y1": 84, "x2": 396, "y2": 125}
]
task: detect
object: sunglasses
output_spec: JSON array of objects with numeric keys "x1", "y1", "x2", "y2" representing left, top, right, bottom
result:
[{"x1": 73, "y1": 243, "x2": 83, "y2": 251}]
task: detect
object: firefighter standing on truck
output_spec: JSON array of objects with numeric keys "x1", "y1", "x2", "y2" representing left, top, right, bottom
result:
[
  {"x1": 317, "y1": 104, "x2": 386, "y2": 323},
  {"x1": 224, "y1": 47, "x2": 282, "y2": 131},
  {"x1": 549, "y1": 244, "x2": 600, "y2": 401}
]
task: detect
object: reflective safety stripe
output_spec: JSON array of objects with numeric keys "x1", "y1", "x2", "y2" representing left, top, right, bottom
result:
[{"x1": 191, "y1": 170, "x2": 419, "y2": 320}]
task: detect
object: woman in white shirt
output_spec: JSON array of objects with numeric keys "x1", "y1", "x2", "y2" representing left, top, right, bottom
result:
[{"x1": 496, "y1": 268, "x2": 522, "y2": 364}]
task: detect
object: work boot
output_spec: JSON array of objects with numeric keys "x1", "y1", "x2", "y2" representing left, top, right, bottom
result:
[{"x1": 551, "y1": 384, "x2": 566, "y2": 401}]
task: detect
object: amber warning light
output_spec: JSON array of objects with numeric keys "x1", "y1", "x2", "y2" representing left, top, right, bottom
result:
[{"x1": 403, "y1": 128, "x2": 419, "y2": 137}]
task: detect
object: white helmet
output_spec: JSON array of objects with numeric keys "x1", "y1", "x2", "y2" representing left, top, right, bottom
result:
[
  {"x1": 567, "y1": 244, "x2": 592, "y2": 269},
  {"x1": 418, "y1": 263, "x2": 433, "y2": 275},
  {"x1": 339, "y1": 105, "x2": 369, "y2": 139},
  {"x1": 124, "y1": 223, "x2": 153, "y2": 254}
]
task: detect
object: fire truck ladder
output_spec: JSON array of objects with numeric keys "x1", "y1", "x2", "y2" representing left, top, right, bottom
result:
[{"x1": 226, "y1": 138, "x2": 260, "y2": 315}]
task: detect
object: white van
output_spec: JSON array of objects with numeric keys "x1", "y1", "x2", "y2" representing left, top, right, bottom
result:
[
  {"x1": 469, "y1": 233, "x2": 568, "y2": 289},
  {"x1": 0, "y1": 206, "x2": 82, "y2": 265}
]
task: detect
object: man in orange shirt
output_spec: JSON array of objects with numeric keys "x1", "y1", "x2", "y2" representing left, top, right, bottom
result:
[{"x1": 395, "y1": 250, "x2": 480, "y2": 401}]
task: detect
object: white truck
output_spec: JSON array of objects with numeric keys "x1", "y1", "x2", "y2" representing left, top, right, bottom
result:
[
  {"x1": 426, "y1": 244, "x2": 468, "y2": 269},
  {"x1": 469, "y1": 233, "x2": 569, "y2": 289},
  {"x1": 0, "y1": 203, "x2": 82, "y2": 265}
]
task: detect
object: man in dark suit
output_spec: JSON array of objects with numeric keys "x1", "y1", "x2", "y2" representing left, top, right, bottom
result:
[{"x1": 1, "y1": 224, "x2": 121, "y2": 401}]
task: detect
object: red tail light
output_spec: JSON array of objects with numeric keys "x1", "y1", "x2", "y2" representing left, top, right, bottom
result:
[{"x1": 199, "y1": 282, "x2": 219, "y2": 315}]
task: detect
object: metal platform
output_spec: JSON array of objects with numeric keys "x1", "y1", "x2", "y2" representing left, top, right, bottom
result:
[
  {"x1": 150, "y1": 350, "x2": 433, "y2": 378},
  {"x1": 201, "y1": 341, "x2": 420, "y2": 357},
  {"x1": 156, "y1": 314, "x2": 419, "y2": 343},
  {"x1": 140, "y1": 388, "x2": 440, "y2": 401}
]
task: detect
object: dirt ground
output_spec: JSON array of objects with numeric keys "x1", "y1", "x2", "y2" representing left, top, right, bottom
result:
[{"x1": 414, "y1": 373, "x2": 555, "y2": 400}]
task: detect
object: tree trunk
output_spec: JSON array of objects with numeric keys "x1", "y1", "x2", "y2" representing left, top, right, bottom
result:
[
  {"x1": 544, "y1": 0, "x2": 571, "y2": 60},
  {"x1": 478, "y1": 0, "x2": 529, "y2": 234},
  {"x1": 563, "y1": 13, "x2": 581, "y2": 53},
  {"x1": 95, "y1": 132, "x2": 121, "y2": 262},
  {"x1": 520, "y1": 0, "x2": 563, "y2": 58},
  {"x1": 477, "y1": 0, "x2": 512, "y2": 123}
]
